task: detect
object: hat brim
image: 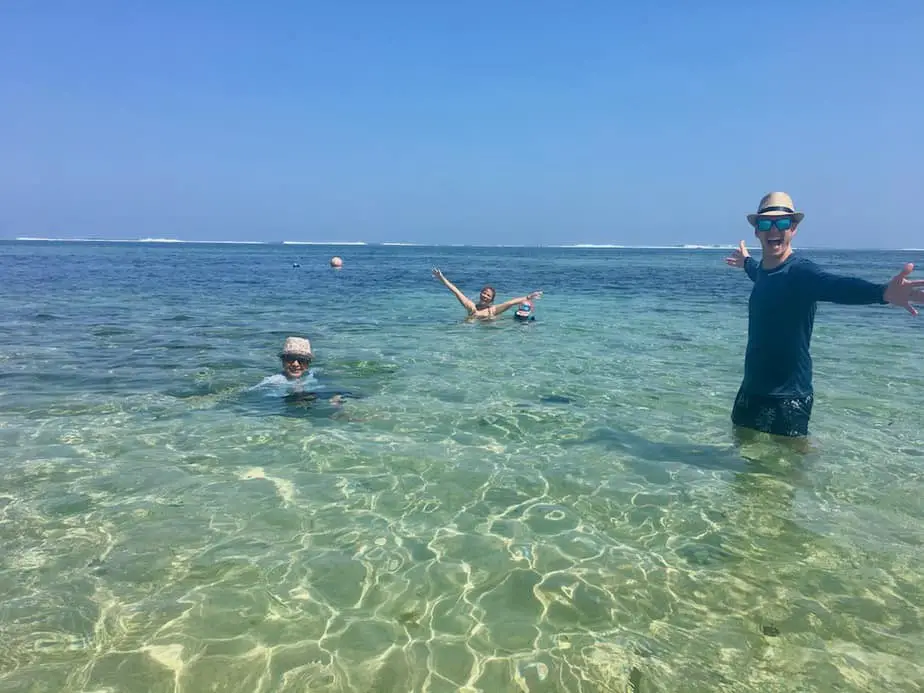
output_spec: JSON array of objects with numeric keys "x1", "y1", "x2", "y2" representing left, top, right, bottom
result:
[
  {"x1": 280, "y1": 351, "x2": 312, "y2": 359},
  {"x1": 747, "y1": 211, "x2": 804, "y2": 226}
]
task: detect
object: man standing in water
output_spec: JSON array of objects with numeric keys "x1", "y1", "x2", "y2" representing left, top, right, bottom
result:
[{"x1": 725, "y1": 192, "x2": 923, "y2": 438}]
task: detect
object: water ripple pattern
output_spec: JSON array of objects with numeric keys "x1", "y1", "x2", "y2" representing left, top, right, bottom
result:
[{"x1": 1, "y1": 241, "x2": 922, "y2": 692}]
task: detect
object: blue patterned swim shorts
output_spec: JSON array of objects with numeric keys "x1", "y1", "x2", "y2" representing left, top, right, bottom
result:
[{"x1": 731, "y1": 388, "x2": 814, "y2": 437}]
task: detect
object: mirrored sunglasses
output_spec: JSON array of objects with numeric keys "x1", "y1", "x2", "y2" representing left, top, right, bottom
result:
[{"x1": 755, "y1": 217, "x2": 794, "y2": 232}]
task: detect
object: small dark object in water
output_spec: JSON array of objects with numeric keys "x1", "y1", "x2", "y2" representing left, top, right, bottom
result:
[
  {"x1": 284, "y1": 391, "x2": 319, "y2": 406},
  {"x1": 292, "y1": 262, "x2": 300, "y2": 268},
  {"x1": 540, "y1": 395, "x2": 573, "y2": 404},
  {"x1": 761, "y1": 623, "x2": 780, "y2": 637},
  {"x1": 397, "y1": 610, "x2": 420, "y2": 627},
  {"x1": 284, "y1": 390, "x2": 356, "y2": 408},
  {"x1": 627, "y1": 667, "x2": 643, "y2": 692}
]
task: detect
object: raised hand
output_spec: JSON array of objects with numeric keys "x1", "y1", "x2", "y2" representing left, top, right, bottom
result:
[
  {"x1": 527, "y1": 291, "x2": 543, "y2": 301},
  {"x1": 431, "y1": 267, "x2": 445, "y2": 281},
  {"x1": 725, "y1": 241, "x2": 750, "y2": 268},
  {"x1": 883, "y1": 263, "x2": 924, "y2": 316}
]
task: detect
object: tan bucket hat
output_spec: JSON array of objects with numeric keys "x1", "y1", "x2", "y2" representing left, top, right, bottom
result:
[
  {"x1": 747, "y1": 192, "x2": 805, "y2": 226},
  {"x1": 280, "y1": 336, "x2": 312, "y2": 359}
]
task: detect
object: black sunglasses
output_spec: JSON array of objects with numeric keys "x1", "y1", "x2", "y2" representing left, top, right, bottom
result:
[{"x1": 281, "y1": 354, "x2": 311, "y2": 366}]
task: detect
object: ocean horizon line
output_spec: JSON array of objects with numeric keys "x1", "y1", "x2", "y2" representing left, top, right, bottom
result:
[{"x1": 6, "y1": 237, "x2": 924, "y2": 252}]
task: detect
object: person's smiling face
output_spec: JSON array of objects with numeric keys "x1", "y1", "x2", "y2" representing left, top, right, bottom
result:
[
  {"x1": 754, "y1": 215, "x2": 797, "y2": 264},
  {"x1": 281, "y1": 354, "x2": 310, "y2": 379}
]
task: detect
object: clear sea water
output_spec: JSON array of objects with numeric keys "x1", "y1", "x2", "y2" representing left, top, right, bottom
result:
[{"x1": 1, "y1": 240, "x2": 922, "y2": 693}]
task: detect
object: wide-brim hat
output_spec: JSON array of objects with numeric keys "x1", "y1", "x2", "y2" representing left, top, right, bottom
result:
[
  {"x1": 280, "y1": 336, "x2": 312, "y2": 359},
  {"x1": 747, "y1": 191, "x2": 805, "y2": 226}
]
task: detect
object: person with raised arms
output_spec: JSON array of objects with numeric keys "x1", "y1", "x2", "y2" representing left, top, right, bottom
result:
[
  {"x1": 431, "y1": 268, "x2": 542, "y2": 322},
  {"x1": 725, "y1": 191, "x2": 923, "y2": 438}
]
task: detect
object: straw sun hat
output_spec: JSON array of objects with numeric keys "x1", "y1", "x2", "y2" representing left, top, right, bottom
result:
[
  {"x1": 280, "y1": 336, "x2": 312, "y2": 359},
  {"x1": 747, "y1": 192, "x2": 805, "y2": 227}
]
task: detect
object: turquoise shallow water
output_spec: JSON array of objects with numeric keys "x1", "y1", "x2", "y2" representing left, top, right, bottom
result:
[{"x1": 1, "y1": 240, "x2": 922, "y2": 692}]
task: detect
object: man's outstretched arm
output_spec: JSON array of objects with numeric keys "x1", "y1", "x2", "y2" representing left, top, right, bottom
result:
[{"x1": 803, "y1": 262, "x2": 924, "y2": 314}]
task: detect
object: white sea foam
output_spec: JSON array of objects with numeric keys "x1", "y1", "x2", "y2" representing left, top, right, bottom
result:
[
  {"x1": 9, "y1": 238, "x2": 917, "y2": 250},
  {"x1": 281, "y1": 240, "x2": 367, "y2": 245},
  {"x1": 551, "y1": 243, "x2": 736, "y2": 249},
  {"x1": 14, "y1": 237, "x2": 266, "y2": 244}
]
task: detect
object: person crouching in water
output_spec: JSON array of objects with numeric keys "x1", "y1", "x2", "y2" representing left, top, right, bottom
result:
[
  {"x1": 280, "y1": 337, "x2": 313, "y2": 380},
  {"x1": 278, "y1": 336, "x2": 349, "y2": 408}
]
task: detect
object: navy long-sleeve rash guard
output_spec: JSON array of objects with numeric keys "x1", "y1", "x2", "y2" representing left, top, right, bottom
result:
[{"x1": 741, "y1": 255, "x2": 887, "y2": 398}]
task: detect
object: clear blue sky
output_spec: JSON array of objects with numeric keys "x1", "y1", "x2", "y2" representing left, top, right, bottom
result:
[{"x1": 1, "y1": 1, "x2": 921, "y2": 247}]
